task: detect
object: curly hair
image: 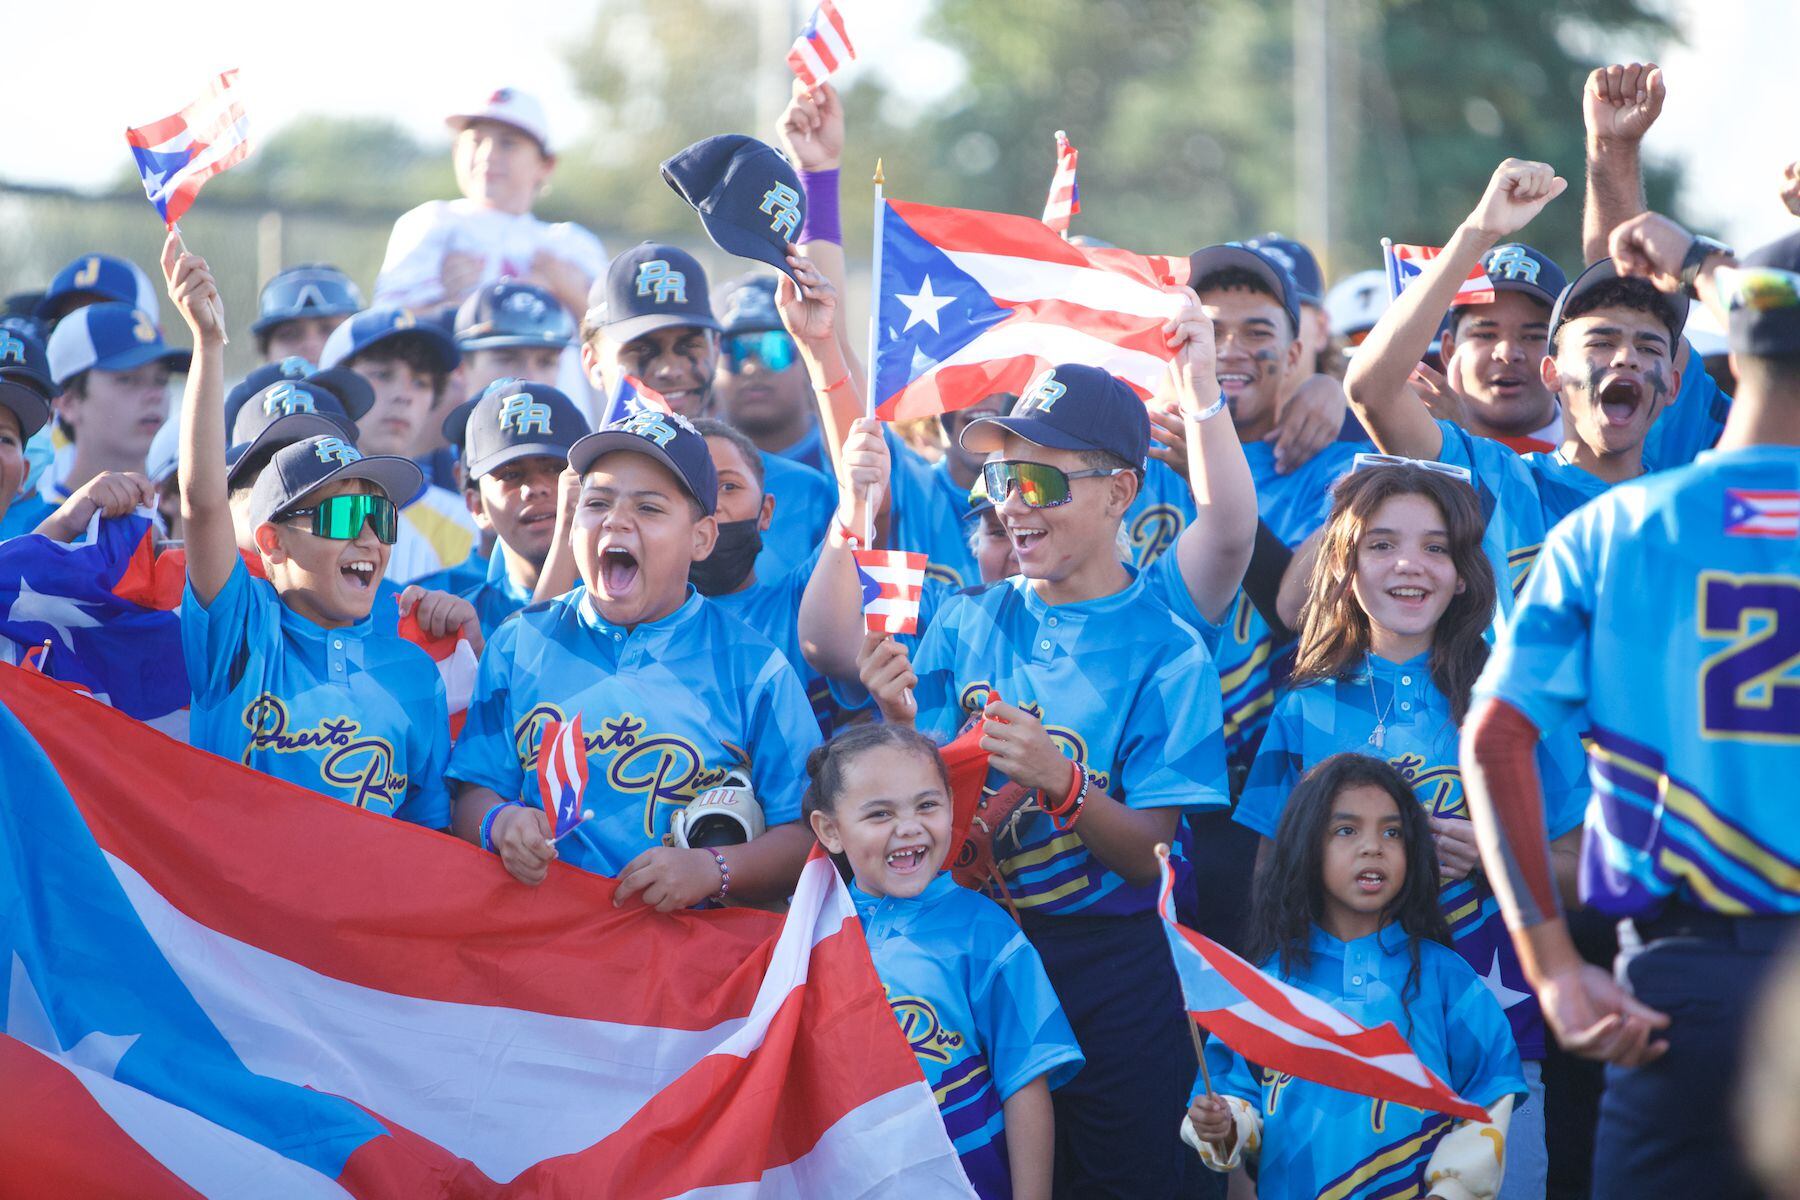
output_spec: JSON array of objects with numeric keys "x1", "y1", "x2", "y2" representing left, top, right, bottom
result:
[
  {"x1": 1245, "y1": 753, "x2": 1453, "y2": 1027},
  {"x1": 801, "y1": 723, "x2": 951, "y2": 820},
  {"x1": 1290, "y1": 463, "x2": 1496, "y2": 723}
]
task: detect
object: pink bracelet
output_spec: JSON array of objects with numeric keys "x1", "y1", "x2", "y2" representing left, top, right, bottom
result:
[{"x1": 707, "y1": 849, "x2": 731, "y2": 900}]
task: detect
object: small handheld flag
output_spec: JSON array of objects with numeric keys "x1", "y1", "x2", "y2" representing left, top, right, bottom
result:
[
  {"x1": 125, "y1": 70, "x2": 253, "y2": 228},
  {"x1": 1154, "y1": 850, "x2": 1491, "y2": 1122},
  {"x1": 599, "y1": 373, "x2": 675, "y2": 428},
  {"x1": 787, "y1": 0, "x2": 857, "y2": 89},
  {"x1": 1042, "y1": 130, "x2": 1080, "y2": 235},
  {"x1": 851, "y1": 548, "x2": 927, "y2": 634},
  {"x1": 536, "y1": 715, "x2": 592, "y2": 840},
  {"x1": 1383, "y1": 241, "x2": 1494, "y2": 307}
]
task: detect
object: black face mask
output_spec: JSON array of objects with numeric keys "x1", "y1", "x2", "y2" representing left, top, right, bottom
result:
[{"x1": 689, "y1": 518, "x2": 764, "y2": 596}]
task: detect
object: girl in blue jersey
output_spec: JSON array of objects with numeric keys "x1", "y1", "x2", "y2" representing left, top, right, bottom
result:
[
  {"x1": 1237, "y1": 463, "x2": 1588, "y2": 1198},
  {"x1": 1188, "y1": 753, "x2": 1525, "y2": 1198},
  {"x1": 804, "y1": 724, "x2": 1083, "y2": 1200}
]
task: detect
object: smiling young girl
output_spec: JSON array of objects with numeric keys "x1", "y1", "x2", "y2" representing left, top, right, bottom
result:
[
  {"x1": 1188, "y1": 753, "x2": 1525, "y2": 1198},
  {"x1": 805, "y1": 725, "x2": 1083, "y2": 1200},
  {"x1": 1235, "y1": 462, "x2": 1588, "y2": 1198}
]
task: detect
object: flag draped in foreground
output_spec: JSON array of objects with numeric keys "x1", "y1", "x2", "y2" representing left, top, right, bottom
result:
[
  {"x1": 1041, "y1": 131, "x2": 1080, "y2": 234},
  {"x1": 125, "y1": 70, "x2": 252, "y2": 227},
  {"x1": 787, "y1": 0, "x2": 857, "y2": 89},
  {"x1": 871, "y1": 199, "x2": 1189, "y2": 420},
  {"x1": 851, "y1": 548, "x2": 927, "y2": 634},
  {"x1": 1154, "y1": 854, "x2": 1489, "y2": 1122},
  {"x1": 1383, "y1": 242, "x2": 1495, "y2": 307},
  {"x1": 0, "y1": 666, "x2": 973, "y2": 1198}
]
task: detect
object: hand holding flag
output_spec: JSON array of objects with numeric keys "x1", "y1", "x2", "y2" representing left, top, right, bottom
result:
[
  {"x1": 125, "y1": 70, "x2": 252, "y2": 228},
  {"x1": 787, "y1": 0, "x2": 857, "y2": 89},
  {"x1": 1042, "y1": 130, "x2": 1081, "y2": 236}
]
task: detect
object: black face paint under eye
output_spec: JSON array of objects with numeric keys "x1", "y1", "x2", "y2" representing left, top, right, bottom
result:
[
  {"x1": 1644, "y1": 361, "x2": 1671, "y2": 400},
  {"x1": 1251, "y1": 348, "x2": 1280, "y2": 378}
]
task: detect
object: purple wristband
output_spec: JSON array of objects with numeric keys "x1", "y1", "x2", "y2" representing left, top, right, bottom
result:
[{"x1": 799, "y1": 168, "x2": 841, "y2": 246}]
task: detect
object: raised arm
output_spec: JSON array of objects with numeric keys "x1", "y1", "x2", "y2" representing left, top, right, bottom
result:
[
  {"x1": 163, "y1": 234, "x2": 235, "y2": 605},
  {"x1": 1580, "y1": 63, "x2": 1664, "y2": 266},
  {"x1": 1345, "y1": 159, "x2": 1566, "y2": 460},
  {"x1": 797, "y1": 416, "x2": 889, "y2": 682},
  {"x1": 777, "y1": 80, "x2": 864, "y2": 384}
]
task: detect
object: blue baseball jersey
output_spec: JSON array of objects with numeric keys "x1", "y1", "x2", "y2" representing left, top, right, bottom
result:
[
  {"x1": 772, "y1": 422, "x2": 828, "y2": 475},
  {"x1": 1643, "y1": 340, "x2": 1731, "y2": 473},
  {"x1": 1476, "y1": 446, "x2": 1800, "y2": 917},
  {"x1": 887, "y1": 431, "x2": 979, "y2": 589},
  {"x1": 911, "y1": 572, "x2": 1230, "y2": 917},
  {"x1": 854, "y1": 872, "x2": 1084, "y2": 1200},
  {"x1": 709, "y1": 545, "x2": 870, "y2": 737},
  {"x1": 1201, "y1": 924, "x2": 1526, "y2": 1200},
  {"x1": 446, "y1": 586, "x2": 820, "y2": 877},
  {"x1": 181, "y1": 558, "x2": 451, "y2": 825},
  {"x1": 412, "y1": 547, "x2": 492, "y2": 603},
  {"x1": 1237, "y1": 653, "x2": 1589, "y2": 1058},
  {"x1": 1125, "y1": 457, "x2": 1198, "y2": 567},
  {"x1": 1212, "y1": 590, "x2": 1296, "y2": 781},
  {"x1": 756, "y1": 450, "x2": 835, "y2": 582},
  {"x1": 0, "y1": 491, "x2": 54, "y2": 541},
  {"x1": 1243, "y1": 439, "x2": 1364, "y2": 547},
  {"x1": 1436, "y1": 419, "x2": 1611, "y2": 613},
  {"x1": 452, "y1": 550, "x2": 534, "y2": 638}
]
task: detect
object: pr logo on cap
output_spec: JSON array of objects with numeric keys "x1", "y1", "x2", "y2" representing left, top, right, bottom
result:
[
  {"x1": 760, "y1": 183, "x2": 802, "y2": 240},
  {"x1": 1020, "y1": 368, "x2": 1067, "y2": 414},
  {"x1": 499, "y1": 392, "x2": 553, "y2": 435},
  {"x1": 615, "y1": 410, "x2": 683, "y2": 446},
  {"x1": 1488, "y1": 245, "x2": 1541, "y2": 284},
  {"x1": 278, "y1": 357, "x2": 311, "y2": 378},
  {"x1": 314, "y1": 437, "x2": 360, "y2": 466},
  {"x1": 635, "y1": 261, "x2": 687, "y2": 304},
  {"x1": 264, "y1": 382, "x2": 316, "y2": 416},
  {"x1": 0, "y1": 331, "x2": 23, "y2": 365}
]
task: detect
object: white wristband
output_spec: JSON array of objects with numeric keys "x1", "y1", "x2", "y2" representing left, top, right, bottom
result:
[{"x1": 1194, "y1": 392, "x2": 1228, "y2": 422}]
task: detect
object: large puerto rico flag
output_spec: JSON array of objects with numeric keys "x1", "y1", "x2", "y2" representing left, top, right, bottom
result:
[
  {"x1": 0, "y1": 665, "x2": 971, "y2": 1197},
  {"x1": 870, "y1": 199, "x2": 1190, "y2": 421}
]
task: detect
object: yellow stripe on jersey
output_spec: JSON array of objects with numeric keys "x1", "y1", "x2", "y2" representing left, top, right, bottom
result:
[
  {"x1": 1443, "y1": 896, "x2": 1482, "y2": 928},
  {"x1": 401, "y1": 492, "x2": 477, "y2": 572},
  {"x1": 1656, "y1": 847, "x2": 1753, "y2": 915},
  {"x1": 1007, "y1": 877, "x2": 1093, "y2": 910},
  {"x1": 1000, "y1": 832, "x2": 1083, "y2": 873},
  {"x1": 1223, "y1": 689, "x2": 1276, "y2": 740},
  {"x1": 1316, "y1": 1123, "x2": 1443, "y2": 1200},
  {"x1": 1219, "y1": 639, "x2": 1274, "y2": 693}
]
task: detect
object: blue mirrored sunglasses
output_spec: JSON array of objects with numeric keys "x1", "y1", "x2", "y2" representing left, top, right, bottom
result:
[{"x1": 722, "y1": 330, "x2": 798, "y2": 373}]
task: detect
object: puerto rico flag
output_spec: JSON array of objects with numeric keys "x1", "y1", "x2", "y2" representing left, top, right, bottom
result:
[
  {"x1": 394, "y1": 608, "x2": 479, "y2": 740},
  {"x1": 1383, "y1": 242, "x2": 1495, "y2": 307},
  {"x1": 1042, "y1": 131, "x2": 1080, "y2": 235},
  {"x1": 1724, "y1": 488, "x2": 1800, "y2": 538},
  {"x1": 851, "y1": 548, "x2": 927, "y2": 634},
  {"x1": 1155, "y1": 852, "x2": 1490, "y2": 1122},
  {"x1": 787, "y1": 0, "x2": 857, "y2": 89},
  {"x1": 125, "y1": 70, "x2": 253, "y2": 228},
  {"x1": 0, "y1": 665, "x2": 973, "y2": 1197},
  {"x1": 535, "y1": 715, "x2": 590, "y2": 838},
  {"x1": 872, "y1": 199, "x2": 1188, "y2": 420},
  {"x1": 600, "y1": 373, "x2": 675, "y2": 428}
]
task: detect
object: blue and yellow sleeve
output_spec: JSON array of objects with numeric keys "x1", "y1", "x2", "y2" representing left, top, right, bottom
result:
[{"x1": 1235, "y1": 696, "x2": 1304, "y2": 838}]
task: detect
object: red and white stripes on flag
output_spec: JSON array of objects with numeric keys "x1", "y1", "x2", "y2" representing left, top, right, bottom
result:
[
  {"x1": 124, "y1": 69, "x2": 252, "y2": 228},
  {"x1": 535, "y1": 714, "x2": 590, "y2": 838},
  {"x1": 1154, "y1": 854, "x2": 1491, "y2": 1122},
  {"x1": 1383, "y1": 242, "x2": 1495, "y2": 307},
  {"x1": 852, "y1": 548, "x2": 927, "y2": 635},
  {"x1": 787, "y1": 0, "x2": 858, "y2": 89},
  {"x1": 1042, "y1": 130, "x2": 1080, "y2": 235},
  {"x1": 395, "y1": 610, "x2": 478, "y2": 740}
]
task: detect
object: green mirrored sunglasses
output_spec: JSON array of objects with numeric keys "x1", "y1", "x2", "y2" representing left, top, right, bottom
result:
[{"x1": 280, "y1": 493, "x2": 399, "y2": 544}]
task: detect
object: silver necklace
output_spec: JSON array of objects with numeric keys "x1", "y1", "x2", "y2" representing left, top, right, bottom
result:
[{"x1": 1366, "y1": 658, "x2": 1397, "y2": 749}]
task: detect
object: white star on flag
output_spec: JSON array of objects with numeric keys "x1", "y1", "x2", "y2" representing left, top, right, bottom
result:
[
  {"x1": 8, "y1": 577, "x2": 101, "y2": 654},
  {"x1": 896, "y1": 276, "x2": 955, "y2": 333},
  {"x1": 1481, "y1": 950, "x2": 1532, "y2": 1011}
]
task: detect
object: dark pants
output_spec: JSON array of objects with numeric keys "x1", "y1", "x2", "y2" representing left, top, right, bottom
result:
[
  {"x1": 1023, "y1": 909, "x2": 1220, "y2": 1200},
  {"x1": 1591, "y1": 909, "x2": 1795, "y2": 1200}
]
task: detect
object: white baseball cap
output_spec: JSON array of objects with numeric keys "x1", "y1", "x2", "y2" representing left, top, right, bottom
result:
[
  {"x1": 447, "y1": 86, "x2": 552, "y2": 155},
  {"x1": 1324, "y1": 269, "x2": 1391, "y2": 340},
  {"x1": 146, "y1": 414, "x2": 182, "y2": 484}
]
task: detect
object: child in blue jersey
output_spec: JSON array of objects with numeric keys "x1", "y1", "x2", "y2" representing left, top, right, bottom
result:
[
  {"x1": 1238, "y1": 462, "x2": 1587, "y2": 1199},
  {"x1": 804, "y1": 723, "x2": 1083, "y2": 1200},
  {"x1": 446, "y1": 407, "x2": 819, "y2": 907},
  {"x1": 1189, "y1": 753, "x2": 1525, "y2": 1199},
  {"x1": 164, "y1": 235, "x2": 453, "y2": 826}
]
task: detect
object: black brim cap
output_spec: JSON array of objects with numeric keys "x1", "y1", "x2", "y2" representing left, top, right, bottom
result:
[
  {"x1": 1548, "y1": 258, "x2": 1688, "y2": 345},
  {"x1": 662, "y1": 135, "x2": 806, "y2": 283},
  {"x1": 226, "y1": 411, "x2": 357, "y2": 488},
  {"x1": 568, "y1": 412, "x2": 718, "y2": 516},
  {"x1": 246, "y1": 435, "x2": 424, "y2": 530},
  {"x1": 1188, "y1": 243, "x2": 1302, "y2": 336},
  {"x1": 0, "y1": 380, "x2": 51, "y2": 441},
  {"x1": 958, "y1": 363, "x2": 1150, "y2": 466},
  {"x1": 461, "y1": 381, "x2": 591, "y2": 480}
]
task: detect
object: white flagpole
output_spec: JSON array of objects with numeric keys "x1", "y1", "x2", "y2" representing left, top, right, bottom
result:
[{"x1": 862, "y1": 158, "x2": 885, "y2": 548}]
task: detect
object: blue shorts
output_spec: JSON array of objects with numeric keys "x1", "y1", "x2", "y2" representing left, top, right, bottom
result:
[
  {"x1": 1592, "y1": 909, "x2": 1796, "y2": 1200},
  {"x1": 1022, "y1": 909, "x2": 1218, "y2": 1200}
]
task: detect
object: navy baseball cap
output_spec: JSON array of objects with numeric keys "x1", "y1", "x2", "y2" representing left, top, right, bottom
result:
[
  {"x1": 0, "y1": 324, "x2": 55, "y2": 440},
  {"x1": 1460, "y1": 243, "x2": 1567, "y2": 313},
  {"x1": 251, "y1": 265, "x2": 365, "y2": 336},
  {"x1": 455, "y1": 380, "x2": 591, "y2": 480},
  {"x1": 247, "y1": 435, "x2": 423, "y2": 531},
  {"x1": 568, "y1": 409, "x2": 719, "y2": 515},
  {"x1": 455, "y1": 281, "x2": 575, "y2": 352},
  {"x1": 226, "y1": 380, "x2": 360, "y2": 488},
  {"x1": 1189, "y1": 243, "x2": 1303, "y2": 336},
  {"x1": 45, "y1": 302, "x2": 190, "y2": 387},
  {"x1": 959, "y1": 363, "x2": 1150, "y2": 468},
  {"x1": 662, "y1": 135, "x2": 806, "y2": 282},
  {"x1": 1729, "y1": 231, "x2": 1800, "y2": 357},
  {"x1": 715, "y1": 274, "x2": 783, "y2": 334},
  {"x1": 587, "y1": 243, "x2": 719, "y2": 345},
  {"x1": 319, "y1": 307, "x2": 461, "y2": 374},
  {"x1": 1548, "y1": 258, "x2": 1687, "y2": 347},
  {"x1": 1245, "y1": 234, "x2": 1324, "y2": 306},
  {"x1": 227, "y1": 357, "x2": 374, "y2": 424},
  {"x1": 35, "y1": 254, "x2": 159, "y2": 323}
]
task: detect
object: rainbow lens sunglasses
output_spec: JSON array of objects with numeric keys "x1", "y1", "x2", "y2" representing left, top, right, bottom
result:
[
  {"x1": 279, "y1": 493, "x2": 399, "y2": 544},
  {"x1": 722, "y1": 330, "x2": 799, "y2": 373},
  {"x1": 981, "y1": 459, "x2": 1130, "y2": 509},
  {"x1": 1715, "y1": 266, "x2": 1800, "y2": 313}
]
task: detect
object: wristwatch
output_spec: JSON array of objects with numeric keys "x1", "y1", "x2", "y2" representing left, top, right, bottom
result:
[{"x1": 1679, "y1": 235, "x2": 1733, "y2": 298}]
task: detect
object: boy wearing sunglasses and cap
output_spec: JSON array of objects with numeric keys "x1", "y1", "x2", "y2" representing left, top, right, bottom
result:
[
  {"x1": 447, "y1": 408, "x2": 818, "y2": 904},
  {"x1": 165, "y1": 236, "x2": 451, "y2": 827}
]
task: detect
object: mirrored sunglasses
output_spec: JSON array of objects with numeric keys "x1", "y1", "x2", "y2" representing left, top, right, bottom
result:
[
  {"x1": 722, "y1": 330, "x2": 798, "y2": 373},
  {"x1": 1715, "y1": 266, "x2": 1800, "y2": 313},
  {"x1": 981, "y1": 459, "x2": 1129, "y2": 509}
]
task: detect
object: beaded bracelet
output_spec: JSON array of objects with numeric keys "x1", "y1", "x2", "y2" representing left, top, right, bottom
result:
[
  {"x1": 707, "y1": 848, "x2": 732, "y2": 900},
  {"x1": 480, "y1": 801, "x2": 530, "y2": 853}
]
